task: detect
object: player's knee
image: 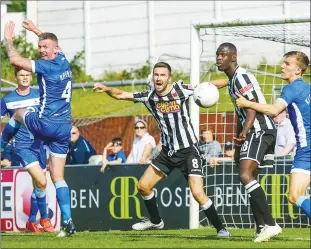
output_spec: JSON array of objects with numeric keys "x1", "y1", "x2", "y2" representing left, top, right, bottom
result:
[
  {"x1": 288, "y1": 190, "x2": 299, "y2": 205},
  {"x1": 36, "y1": 177, "x2": 47, "y2": 190},
  {"x1": 13, "y1": 109, "x2": 27, "y2": 124},
  {"x1": 136, "y1": 181, "x2": 150, "y2": 195},
  {"x1": 14, "y1": 108, "x2": 25, "y2": 118},
  {"x1": 239, "y1": 172, "x2": 252, "y2": 185},
  {"x1": 191, "y1": 188, "x2": 205, "y2": 200}
]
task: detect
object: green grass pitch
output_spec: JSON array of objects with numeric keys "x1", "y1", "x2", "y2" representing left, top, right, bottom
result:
[{"x1": 2, "y1": 228, "x2": 310, "y2": 248}]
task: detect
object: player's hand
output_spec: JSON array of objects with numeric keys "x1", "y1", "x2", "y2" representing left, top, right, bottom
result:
[
  {"x1": 22, "y1": 19, "x2": 36, "y2": 32},
  {"x1": 236, "y1": 93, "x2": 250, "y2": 108},
  {"x1": 93, "y1": 83, "x2": 110, "y2": 93},
  {"x1": 233, "y1": 133, "x2": 246, "y2": 146},
  {"x1": 4, "y1": 22, "x2": 15, "y2": 41}
]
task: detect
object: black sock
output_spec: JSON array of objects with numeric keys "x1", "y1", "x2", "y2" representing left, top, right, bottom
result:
[
  {"x1": 249, "y1": 198, "x2": 265, "y2": 233},
  {"x1": 142, "y1": 192, "x2": 161, "y2": 224},
  {"x1": 245, "y1": 180, "x2": 275, "y2": 226},
  {"x1": 202, "y1": 199, "x2": 224, "y2": 232}
]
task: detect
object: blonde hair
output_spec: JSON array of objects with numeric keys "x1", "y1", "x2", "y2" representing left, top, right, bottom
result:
[{"x1": 283, "y1": 51, "x2": 309, "y2": 75}]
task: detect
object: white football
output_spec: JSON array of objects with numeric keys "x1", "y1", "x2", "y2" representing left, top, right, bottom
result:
[{"x1": 193, "y1": 82, "x2": 219, "y2": 108}]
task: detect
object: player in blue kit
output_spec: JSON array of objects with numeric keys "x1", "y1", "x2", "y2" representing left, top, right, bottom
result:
[
  {"x1": 236, "y1": 51, "x2": 310, "y2": 241},
  {"x1": 1, "y1": 68, "x2": 53, "y2": 232},
  {"x1": 2, "y1": 20, "x2": 75, "y2": 237}
]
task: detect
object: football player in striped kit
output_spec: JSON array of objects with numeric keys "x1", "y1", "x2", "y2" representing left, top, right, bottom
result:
[
  {"x1": 214, "y1": 42, "x2": 281, "y2": 242},
  {"x1": 94, "y1": 62, "x2": 230, "y2": 237}
]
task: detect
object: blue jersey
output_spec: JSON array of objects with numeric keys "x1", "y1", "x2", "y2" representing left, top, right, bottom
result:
[
  {"x1": 31, "y1": 52, "x2": 72, "y2": 120},
  {"x1": 278, "y1": 78, "x2": 311, "y2": 161},
  {"x1": 1, "y1": 88, "x2": 40, "y2": 148},
  {"x1": 107, "y1": 150, "x2": 127, "y2": 163}
]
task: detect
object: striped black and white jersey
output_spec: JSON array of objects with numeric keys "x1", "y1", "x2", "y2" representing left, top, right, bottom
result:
[
  {"x1": 133, "y1": 80, "x2": 199, "y2": 151},
  {"x1": 228, "y1": 66, "x2": 276, "y2": 133}
]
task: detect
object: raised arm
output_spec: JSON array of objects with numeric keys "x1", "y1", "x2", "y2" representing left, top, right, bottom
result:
[
  {"x1": 4, "y1": 22, "x2": 32, "y2": 71},
  {"x1": 93, "y1": 83, "x2": 134, "y2": 101},
  {"x1": 23, "y1": 20, "x2": 42, "y2": 37}
]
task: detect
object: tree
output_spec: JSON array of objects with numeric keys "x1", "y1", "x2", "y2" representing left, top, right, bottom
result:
[{"x1": 7, "y1": 0, "x2": 26, "y2": 13}]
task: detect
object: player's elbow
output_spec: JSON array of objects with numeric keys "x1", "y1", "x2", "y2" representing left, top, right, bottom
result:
[
  {"x1": 114, "y1": 94, "x2": 123, "y2": 100},
  {"x1": 270, "y1": 110, "x2": 280, "y2": 117},
  {"x1": 9, "y1": 57, "x2": 18, "y2": 66}
]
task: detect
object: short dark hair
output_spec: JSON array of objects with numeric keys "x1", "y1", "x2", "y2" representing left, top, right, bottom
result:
[
  {"x1": 283, "y1": 51, "x2": 309, "y2": 75},
  {"x1": 38, "y1": 32, "x2": 58, "y2": 44},
  {"x1": 14, "y1": 67, "x2": 22, "y2": 76},
  {"x1": 112, "y1": 137, "x2": 122, "y2": 146},
  {"x1": 153, "y1": 62, "x2": 171, "y2": 75},
  {"x1": 218, "y1": 42, "x2": 237, "y2": 55}
]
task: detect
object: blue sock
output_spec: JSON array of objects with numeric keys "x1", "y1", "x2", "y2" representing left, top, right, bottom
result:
[
  {"x1": 29, "y1": 191, "x2": 39, "y2": 222},
  {"x1": 34, "y1": 187, "x2": 48, "y2": 219},
  {"x1": 54, "y1": 180, "x2": 71, "y2": 225},
  {"x1": 296, "y1": 196, "x2": 311, "y2": 218}
]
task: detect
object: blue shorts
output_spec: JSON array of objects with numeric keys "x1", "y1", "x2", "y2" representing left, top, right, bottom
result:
[
  {"x1": 14, "y1": 140, "x2": 47, "y2": 171},
  {"x1": 23, "y1": 111, "x2": 71, "y2": 158},
  {"x1": 291, "y1": 159, "x2": 311, "y2": 175}
]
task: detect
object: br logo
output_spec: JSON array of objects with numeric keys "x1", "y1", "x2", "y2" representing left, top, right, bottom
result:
[{"x1": 109, "y1": 176, "x2": 143, "y2": 219}]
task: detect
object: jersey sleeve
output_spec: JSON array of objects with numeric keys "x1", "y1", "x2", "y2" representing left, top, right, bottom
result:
[
  {"x1": 179, "y1": 80, "x2": 195, "y2": 96},
  {"x1": 278, "y1": 84, "x2": 297, "y2": 107},
  {"x1": 31, "y1": 59, "x2": 51, "y2": 74},
  {"x1": 1, "y1": 98, "x2": 8, "y2": 118},
  {"x1": 145, "y1": 135, "x2": 156, "y2": 148},
  {"x1": 106, "y1": 154, "x2": 114, "y2": 162},
  {"x1": 235, "y1": 73, "x2": 258, "y2": 101},
  {"x1": 117, "y1": 151, "x2": 127, "y2": 163},
  {"x1": 133, "y1": 90, "x2": 151, "y2": 103}
]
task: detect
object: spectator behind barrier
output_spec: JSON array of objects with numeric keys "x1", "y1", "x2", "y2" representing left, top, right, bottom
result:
[
  {"x1": 100, "y1": 137, "x2": 126, "y2": 173},
  {"x1": 209, "y1": 141, "x2": 235, "y2": 168},
  {"x1": 273, "y1": 110, "x2": 296, "y2": 158},
  {"x1": 199, "y1": 127, "x2": 222, "y2": 160},
  {"x1": 66, "y1": 126, "x2": 97, "y2": 165},
  {"x1": 126, "y1": 119, "x2": 156, "y2": 164}
]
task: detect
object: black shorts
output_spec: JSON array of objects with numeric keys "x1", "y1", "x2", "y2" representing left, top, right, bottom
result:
[
  {"x1": 239, "y1": 130, "x2": 276, "y2": 168},
  {"x1": 151, "y1": 144, "x2": 203, "y2": 178}
]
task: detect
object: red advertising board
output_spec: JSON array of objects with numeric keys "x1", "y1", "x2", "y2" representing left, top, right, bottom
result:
[{"x1": 1, "y1": 169, "x2": 60, "y2": 232}]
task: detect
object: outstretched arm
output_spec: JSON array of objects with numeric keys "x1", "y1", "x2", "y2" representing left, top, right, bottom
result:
[
  {"x1": 236, "y1": 94, "x2": 286, "y2": 117},
  {"x1": 23, "y1": 19, "x2": 42, "y2": 37},
  {"x1": 210, "y1": 79, "x2": 229, "y2": 89},
  {"x1": 4, "y1": 22, "x2": 32, "y2": 71},
  {"x1": 93, "y1": 83, "x2": 134, "y2": 101}
]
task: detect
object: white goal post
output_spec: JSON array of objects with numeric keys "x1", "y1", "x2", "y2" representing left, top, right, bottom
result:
[{"x1": 189, "y1": 14, "x2": 310, "y2": 229}]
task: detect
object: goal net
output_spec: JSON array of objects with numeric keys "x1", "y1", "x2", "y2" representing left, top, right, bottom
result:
[{"x1": 189, "y1": 15, "x2": 310, "y2": 229}]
